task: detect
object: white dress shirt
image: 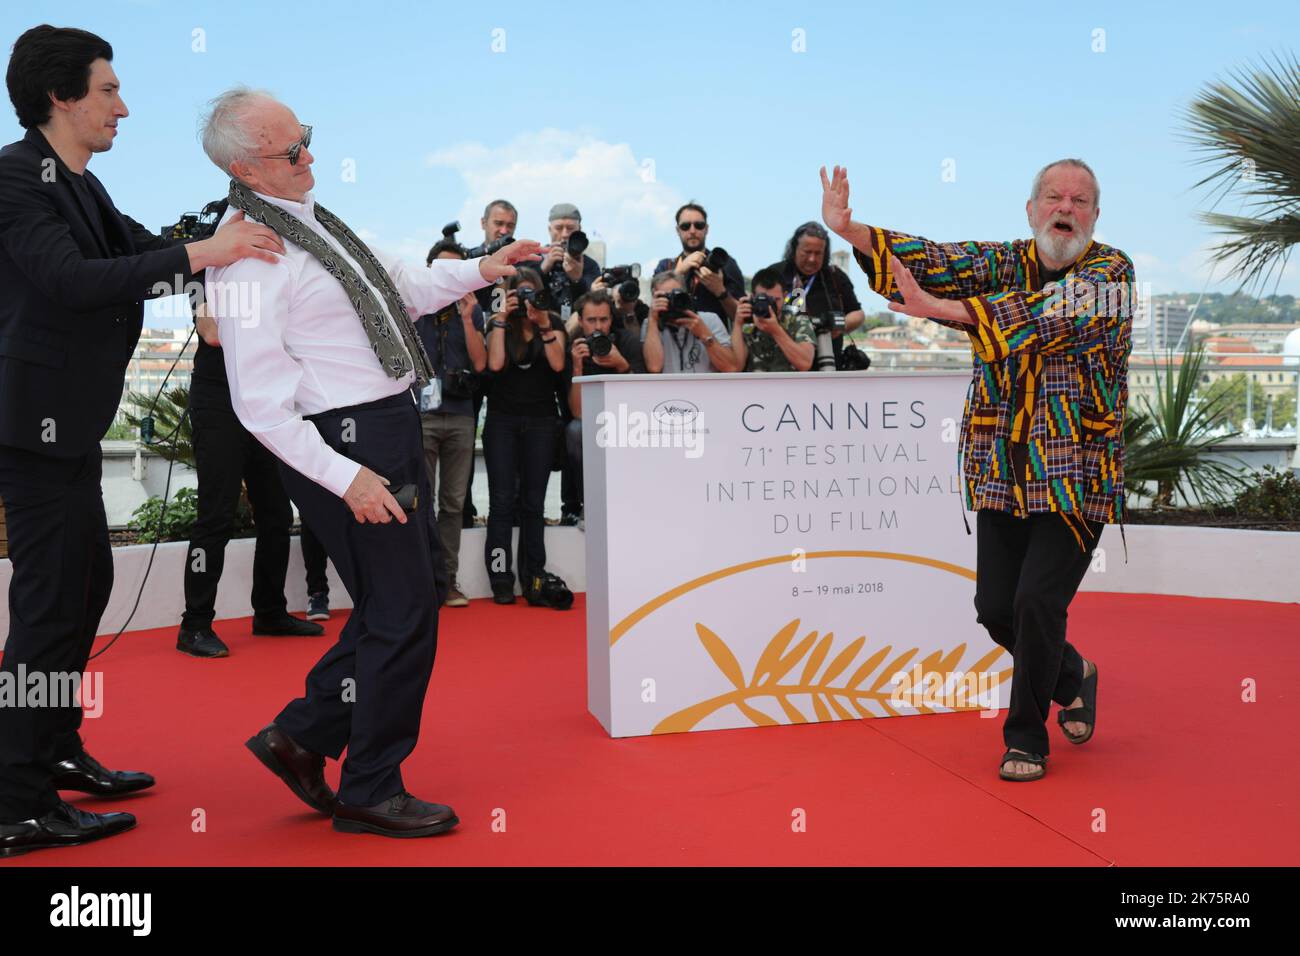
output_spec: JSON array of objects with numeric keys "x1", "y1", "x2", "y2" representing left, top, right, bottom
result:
[{"x1": 205, "y1": 189, "x2": 488, "y2": 498}]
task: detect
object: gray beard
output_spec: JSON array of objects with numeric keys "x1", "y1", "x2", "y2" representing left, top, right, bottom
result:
[{"x1": 1035, "y1": 223, "x2": 1091, "y2": 266}]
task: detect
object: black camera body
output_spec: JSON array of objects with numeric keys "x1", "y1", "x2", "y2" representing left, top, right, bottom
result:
[
  {"x1": 513, "y1": 286, "x2": 552, "y2": 318},
  {"x1": 704, "y1": 247, "x2": 730, "y2": 273},
  {"x1": 465, "y1": 235, "x2": 515, "y2": 259},
  {"x1": 566, "y1": 230, "x2": 589, "y2": 258},
  {"x1": 602, "y1": 264, "x2": 642, "y2": 302},
  {"x1": 661, "y1": 288, "x2": 694, "y2": 322},
  {"x1": 586, "y1": 330, "x2": 613, "y2": 357}
]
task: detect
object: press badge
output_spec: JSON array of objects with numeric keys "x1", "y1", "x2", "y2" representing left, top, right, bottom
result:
[{"x1": 419, "y1": 379, "x2": 442, "y2": 412}]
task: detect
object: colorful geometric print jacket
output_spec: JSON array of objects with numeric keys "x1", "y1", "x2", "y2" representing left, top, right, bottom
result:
[{"x1": 852, "y1": 227, "x2": 1136, "y2": 540}]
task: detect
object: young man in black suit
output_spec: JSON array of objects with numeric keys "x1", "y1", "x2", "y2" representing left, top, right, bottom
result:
[{"x1": 0, "y1": 25, "x2": 283, "y2": 857}]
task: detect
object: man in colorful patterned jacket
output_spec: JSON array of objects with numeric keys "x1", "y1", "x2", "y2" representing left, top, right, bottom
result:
[{"x1": 820, "y1": 159, "x2": 1135, "y2": 782}]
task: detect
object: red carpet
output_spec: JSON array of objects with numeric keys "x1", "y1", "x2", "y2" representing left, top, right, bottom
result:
[{"x1": 4, "y1": 592, "x2": 1297, "y2": 867}]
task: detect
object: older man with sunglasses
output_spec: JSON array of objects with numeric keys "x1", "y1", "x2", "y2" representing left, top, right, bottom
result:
[{"x1": 198, "y1": 87, "x2": 541, "y2": 839}]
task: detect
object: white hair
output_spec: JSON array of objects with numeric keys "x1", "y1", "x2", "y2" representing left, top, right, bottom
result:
[
  {"x1": 199, "y1": 86, "x2": 281, "y2": 176},
  {"x1": 1029, "y1": 158, "x2": 1100, "y2": 206}
]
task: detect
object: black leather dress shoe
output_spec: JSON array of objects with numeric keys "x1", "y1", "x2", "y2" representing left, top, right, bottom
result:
[
  {"x1": 251, "y1": 614, "x2": 325, "y2": 637},
  {"x1": 177, "y1": 627, "x2": 229, "y2": 658},
  {"x1": 51, "y1": 751, "x2": 155, "y2": 796},
  {"x1": 333, "y1": 790, "x2": 459, "y2": 838},
  {"x1": 0, "y1": 801, "x2": 136, "y2": 858},
  {"x1": 245, "y1": 724, "x2": 336, "y2": 814}
]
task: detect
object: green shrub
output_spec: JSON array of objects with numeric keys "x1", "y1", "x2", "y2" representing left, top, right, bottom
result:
[
  {"x1": 1230, "y1": 465, "x2": 1300, "y2": 521},
  {"x1": 128, "y1": 487, "x2": 199, "y2": 543}
]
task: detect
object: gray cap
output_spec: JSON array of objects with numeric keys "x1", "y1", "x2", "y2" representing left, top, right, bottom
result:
[{"x1": 548, "y1": 202, "x2": 582, "y2": 223}]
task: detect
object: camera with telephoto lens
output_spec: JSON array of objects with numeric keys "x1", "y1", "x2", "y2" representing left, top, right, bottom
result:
[
  {"x1": 602, "y1": 264, "x2": 641, "y2": 302},
  {"x1": 161, "y1": 198, "x2": 228, "y2": 240},
  {"x1": 705, "y1": 247, "x2": 730, "y2": 273},
  {"x1": 812, "y1": 311, "x2": 845, "y2": 372},
  {"x1": 810, "y1": 311, "x2": 846, "y2": 335},
  {"x1": 465, "y1": 234, "x2": 515, "y2": 259},
  {"x1": 660, "y1": 288, "x2": 694, "y2": 323},
  {"x1": 585, "y1": 330, "x2": 612, "y2": 358},
  {"x1": 513, "y1": 286, "x2": 551, "y2": 319},
  {"x1": 565, "y1": 230, "x2": 589, "y2": 258}
]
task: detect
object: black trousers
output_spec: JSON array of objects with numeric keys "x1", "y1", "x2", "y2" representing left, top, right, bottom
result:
[
  {"x1": 181, "y1": 378, "x2": 292, "y2": 630},
  {"x1": 560, "y1": 418, "x2": 583, "y2": 516},
  {"x1": 0, "y1": 444, "x2": 112, "y2": 821},
  {"x1": 974, "y1": 509, "x2": 1103, "y2": 756},
  {"x1": 300, "y1": 523, "x2": 329, "y2": 597},
  {"x1": 273, "y1": 393, "x2": 445, "y2": 808},
  {"x1": 481, "y1": 412, "x2": 554, "y2": 587}
]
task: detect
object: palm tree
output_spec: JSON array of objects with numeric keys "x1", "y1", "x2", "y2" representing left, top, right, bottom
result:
[
  {"x1": 1183, "y1": 53, "x2": 1300, "y2": 291},
  {"x1": 121, "y1": 386, "x2": 194, "y2": 468},
  {"x1": 1124, "y1": 347, "x2": 1249, "y2": 508}
]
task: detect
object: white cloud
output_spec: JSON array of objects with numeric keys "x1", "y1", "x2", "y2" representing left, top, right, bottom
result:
[{"x1": 424, "y1": 128, "x2": 684, "y2": 269}]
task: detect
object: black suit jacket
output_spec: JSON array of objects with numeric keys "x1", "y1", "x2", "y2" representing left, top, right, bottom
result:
[{"x1": 0, "y1": 127, "x2": 193, "y2": 458}]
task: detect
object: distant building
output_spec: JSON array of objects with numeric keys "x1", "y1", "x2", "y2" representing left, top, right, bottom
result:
[
  {"x1": 1132, "y1": 298, "x2": 1192, "y2": 353},
  {"x1": 1207, "y1": 323, "x2": 1300, "y2": 353},
  {"x1": 118, "y1": 328, "x2": 196, "y2": 426}
]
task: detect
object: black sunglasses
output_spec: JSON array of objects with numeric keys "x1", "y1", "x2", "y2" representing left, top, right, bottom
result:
[
  {"x1": 259, "y1": 124, "x2": 312, "y2": 165},
  {"x1": 678, "y1": 220, "x2": 707, "y2": 231}
]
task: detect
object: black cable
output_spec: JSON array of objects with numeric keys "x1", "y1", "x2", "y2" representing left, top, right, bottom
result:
[{"x1": 88, "y1": 325, "x2": 196, "y2": 661}]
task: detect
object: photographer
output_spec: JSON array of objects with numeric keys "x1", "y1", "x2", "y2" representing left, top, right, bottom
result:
[
  {"x1": 537, "y1": 202, "x2": 601, "y2": 316},
  {"x1": 641, "y1": 271, "x2": 740, "y2": 374},
  {"x1": 471, "y1": 198, "x2": 517, "y2": 315},
  {"x1": 731, "y1": 268, "x2": 815, "y2": 372},
  {"x1": 483, "y1": 267, "x2": 574, "y2": 609},
  {"x1": 766, "y1": 221, "x2": 867, "y2": 368},
  {"x1": 413, "y1": 237, "x2": 487, "y2": 609},
  {"x1": 590, "y1": 264, "x2": 647, "y2": 333},
  {"x1": 565, "y1": 290, "x2": 645, "y2": 519},
  {"x1": 655, "y1": 202, "x2": 744, "y2": 329}
]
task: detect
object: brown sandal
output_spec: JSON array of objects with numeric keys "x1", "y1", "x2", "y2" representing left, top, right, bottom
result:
[{"x1": 998, "y1": 749, "x2": 1047, "y2": 781}]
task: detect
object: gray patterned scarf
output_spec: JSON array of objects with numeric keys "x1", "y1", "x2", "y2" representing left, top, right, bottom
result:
[{"x1": 227, "y1": 179, "x2": 435, "y2": 386}]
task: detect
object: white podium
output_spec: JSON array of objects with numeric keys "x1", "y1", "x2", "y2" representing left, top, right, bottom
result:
[{"x1": 579, "y1": 370, "x2": 1007, "y2": 738}]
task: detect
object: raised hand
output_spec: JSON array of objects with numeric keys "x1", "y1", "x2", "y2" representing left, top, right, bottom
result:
[
  {"x1": 820, "y1": 165, "x2": 853, "y2": 236},
  {"x1": 479, "y1": 239, "x2": 544, "y2": 282},
  {"x1": 887, "y1": 255, "x2": 972, "y2": 326}
]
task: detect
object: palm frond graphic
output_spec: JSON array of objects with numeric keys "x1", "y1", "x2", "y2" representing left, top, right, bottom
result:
[{"x1": 653, "y1": 619, "x2": 1010, "y2": 734}]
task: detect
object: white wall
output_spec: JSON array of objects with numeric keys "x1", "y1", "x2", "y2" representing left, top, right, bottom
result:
[
  {"x1": 0, "y1": 523, "x2": 1293, "y2": 651},
  {"x1": 0, "y1": 527, "x2": 588, "y2": 650}
]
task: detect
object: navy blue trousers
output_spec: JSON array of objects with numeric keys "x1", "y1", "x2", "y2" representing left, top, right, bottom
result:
[{"x1": 273, "y1": 393, "x2": 446, "y2": 808}]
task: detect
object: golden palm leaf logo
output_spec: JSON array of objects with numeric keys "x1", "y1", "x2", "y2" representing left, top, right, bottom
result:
[{"x1": 652, "y1": 618, "x2": 1010, "y2": 734}]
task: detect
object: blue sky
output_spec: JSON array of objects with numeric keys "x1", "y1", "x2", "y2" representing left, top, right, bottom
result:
[{"x1": 5, "y1": 0, "x2": 1299, "y2": 307}]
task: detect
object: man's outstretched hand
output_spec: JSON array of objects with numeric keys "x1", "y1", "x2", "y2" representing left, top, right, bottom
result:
[
  {"x1": 820, "y1": 165, "x2": 854, "y2": 236},
  {"x1": 887, "y1": 255, "x2": 973, "y2": 326},
  {"x1": 478, "y1": 239, "x2": 545, "y2": 282}
]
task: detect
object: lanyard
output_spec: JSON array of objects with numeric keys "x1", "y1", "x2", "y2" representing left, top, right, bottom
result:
[
  {"x1": 788, "y1": 272, "x2": 816, "y2": 311},
  {"x1": 668, "y1": 324, "x2": 700, "y2": 371}
]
